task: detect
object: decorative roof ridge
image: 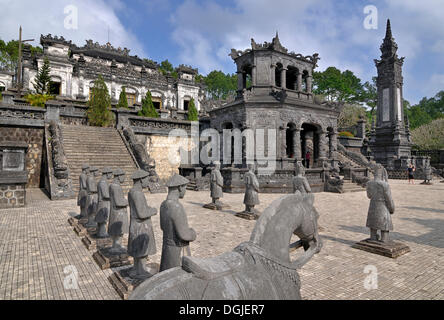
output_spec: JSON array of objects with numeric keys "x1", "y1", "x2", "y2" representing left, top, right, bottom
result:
[{"x1": 40, "y1": 34, "x2": 72, "y2": 46}]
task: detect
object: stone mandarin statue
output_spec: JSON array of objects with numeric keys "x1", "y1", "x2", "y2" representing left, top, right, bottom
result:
[
  {"x1": 86, "y1": 167, "x2": 100, "y2": 228},
  {"x1": 366, "y1": 165, "x2": 395, "y2": 243},
  {"x1": 243, "y1": 164, "x2": 260, "y2": 214},
  {"x1": 95, "y1": 167, "x2": 113, "y2": 238},
  {"x1": 210, "y1": 161, "x2": 224, "y2": 204},
  {"x1": 127, "y1": 170, "x2": 158, "y2": 280},
  {"x1": 293, "y1": 162, "x2": 312, "y2": 194},
  {"x1": 159, "y1": 174, "x2": 196, "y2": 272},
  {"x1": 77, "y1": 164, "x2": 89, "y2": 218},
  {"x1": 108, "y1": 169, "x2": 129, "y2": 254}
]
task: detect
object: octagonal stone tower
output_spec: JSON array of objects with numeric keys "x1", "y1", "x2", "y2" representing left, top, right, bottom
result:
[
  {"x1": 209, "y1": 33, "x2": 342, "y2": 193},
  {"x1": 369, "y1": 20, "x2": 412, "y2": 168}
]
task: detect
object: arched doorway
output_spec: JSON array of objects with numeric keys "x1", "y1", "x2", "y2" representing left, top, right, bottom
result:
[
  {"x1": 301, "y1": 123, "x2": 321, "y2": 168},
  {"x1": 286, "y1": 123, "x2": 297, "y2": 158}
]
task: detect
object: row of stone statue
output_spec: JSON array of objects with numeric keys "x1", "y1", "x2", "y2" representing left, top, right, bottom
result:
[
  {"x1": 77, "y1": 165, "x2": 196, "y2": 280},
  {"x1": 207, "y1": 160, "x2": 397, "y2": 244}
]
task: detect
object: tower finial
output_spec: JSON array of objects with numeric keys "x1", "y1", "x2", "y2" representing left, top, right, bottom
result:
[{"x1": 385, "y1": 19, "x2": 392, "y2": 39}]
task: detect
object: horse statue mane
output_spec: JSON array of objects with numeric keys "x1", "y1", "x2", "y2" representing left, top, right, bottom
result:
[{"x1": 130, "y1": 193, "x2": 321, "y2": 300}]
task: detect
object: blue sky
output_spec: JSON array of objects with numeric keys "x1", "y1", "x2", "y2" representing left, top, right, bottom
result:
[{"x1": 1, "y1": 0, "x2": 443, "y2": 104}]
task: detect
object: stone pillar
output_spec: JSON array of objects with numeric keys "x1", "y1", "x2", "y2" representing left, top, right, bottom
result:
[
  {"x1": 237, "y1": 70, "x2": 243, "y2": 92},
  {"x1": 293, "y1": 129, "x2": 302, "y2": 160},
  {"x1": 306, "y1": 75, "x2": 313, "y2": 93},
  {"x1": 297, "y1": 72, "x2": 303, "y2": 92},
  {"x1": 318, "y1": 130, "x2": 328, "y2": 160},
  {"x1": 281, "y1": 68, "x2": 287, "y2": 89},
  {"x1": 271, "y1": 64, "x2": 276, "y2": 87},
  {"x1": 252, "y1": 65, "x2": 257, "y2": 86},
  {"x1": 357, "y1": 118, "x2": 366, "y2": 139},
  {"x1": 45, "y1": 100, "x2": 61, "y2": 123}
]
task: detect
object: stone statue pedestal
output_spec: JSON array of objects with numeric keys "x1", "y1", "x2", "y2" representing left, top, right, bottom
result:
[
  {"x1": 81, "y1": 232, "x2": 113, "y2": 251},
  {"x1": 93, "y1": 246, "x2": 133, "y2": 270},
  {"x1": 352, "y1": 239, "x2": 411, "y2": 258},
  {"x1": 235, "y1": 209, "x2": 260, "y2": 221},
  {"x1": 203, "y1": 200, "x2": 230, "y2": 211},
  {"x1": 420, "y1": 181, "x2": 433, "y2": 185},
  {"x1": 108, "y1": 262, "x2": 159, "y2": 300},
  {"x1": 71, "y1": 217, "x2": 96, "y2": 237}
]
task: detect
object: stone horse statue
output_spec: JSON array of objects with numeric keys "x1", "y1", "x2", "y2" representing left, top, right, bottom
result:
[{"x1": 129, "y1": 193, "x2": 322, "y2": 300}]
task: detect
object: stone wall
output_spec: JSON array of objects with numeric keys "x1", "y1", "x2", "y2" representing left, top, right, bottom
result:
[
  {"x1": 0, "y1": 127, "x2": 44, "y2": 188},
  {"x1": 0, "y1": 184, "x2": 25, "y2": 208}
]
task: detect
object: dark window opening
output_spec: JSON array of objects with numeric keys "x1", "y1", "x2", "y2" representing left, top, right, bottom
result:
[
  {"x1": 49, "y1": 82, "x2": 61, "y2": 96},
  {"x1": 0, "y1": 86, "x2": 5, "y2": 93},
  {"x1": 275, "y1": 63, "x2": 283, "y2": 87},
  {"x1": 184, "y1": 100, "x2": 190, "y2": 111},
  {"x1": 153, "y1": 101, "x2": 161, "y2": 109},
  {"x1": 286, "y1": 67, "x2": 298, "y2": 90},
  {"x1": 302, "y1": 71, "x2": 309, "y2": 92}
]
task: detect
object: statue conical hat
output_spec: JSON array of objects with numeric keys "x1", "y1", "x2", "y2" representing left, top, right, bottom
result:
[
  {"x1": 166, "y1": 174, "x2": 189, "y2": 187},
  {"x1": 102, "y1": 167, "x2": 113, "y2": 174},
  {"x1": 89, "y1": 166, "x2": 98, "y2": 172},
  {"x1": 131, "y1": 169, "x2": 149, "y2": 180},
  {"x1": 82, "y1": 164, "x2": 90, "y2": 170},
  {"x1": 113, "y1": 168, "x2": 125, "y2": 176}
]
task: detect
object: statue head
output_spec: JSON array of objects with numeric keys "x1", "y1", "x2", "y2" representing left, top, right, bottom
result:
[
  {"x1": 247, "y1": 163, "x2": 255, "y2": 172},
  {"x1": 295, "y1": 162, "x2": 305, "y2": 177},
  {"x1": 113, "y1": 168, "x2": 126, "y2": 184},
  {"x1": 82, "y1": 164, "x2": 90, "y2": 174},
  {"x1": 131, "y1": 170, "x2": 150, "y2": 188},
  {"x1": 89, "y1": 167, "x2": 100, "y2": 177},
  {"x1": 374, "y1": 165, "x2": 384, "y2": 181},
  {"x1": 166, "y1": 174, "x2": 190, "y2": 199},
  {"x1": 102, "y1": 167, "x2": 113, "y2": 180},
  {"x1": 213, "y1": 161, "x2": 221, "y2": 171}
]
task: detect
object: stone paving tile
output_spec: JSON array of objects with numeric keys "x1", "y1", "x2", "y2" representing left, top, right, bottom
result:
[{"x1": 0, "y1": 180, "x2": 443, "y2": 300}]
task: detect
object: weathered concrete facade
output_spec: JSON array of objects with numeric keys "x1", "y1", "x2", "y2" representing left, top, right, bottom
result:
[{"x1": 20, "y1": 35, "x2": 205, "y2": 112}]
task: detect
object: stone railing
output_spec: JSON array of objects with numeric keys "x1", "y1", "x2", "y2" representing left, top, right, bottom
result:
[{"x1": 0, "y1": 103, "x2": 46, "y2": 127}]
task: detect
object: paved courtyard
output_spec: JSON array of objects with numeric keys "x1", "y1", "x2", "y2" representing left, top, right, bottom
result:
[{"x1": 0, "y1": 179, "x2": 443, "y2": 300}]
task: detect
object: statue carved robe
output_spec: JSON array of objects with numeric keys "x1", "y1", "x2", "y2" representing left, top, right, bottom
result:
[
  {"x1": 108, "y1": 182, "x2": 129, "y2": 237},
  {"x1": 159, "y1": 200, "x2": 196, "y2": 272},
  {"x1": 292, "y1": 176, "x2": 311, "y2": 194},
  {"x1": 210, "y1": 169, "x2": 223, "y2": 200},
  {"x1": 86, "y1": 175, "x2": 98, "y2": 226},
  {"x1": 366, "y1": 180, "x2": 394, "y2": 231},
  {"x1": 78, "y1": 173, "x2": 88, "y2": 217},
  {"x1": 244, "y1": 171, "x2": 260, "y2": 207},
  {"x1": 128, "y1": 188, "x2": 157, "y2": 259}
]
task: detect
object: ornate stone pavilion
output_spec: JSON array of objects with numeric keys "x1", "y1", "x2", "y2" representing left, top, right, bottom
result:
[
  {"x1": 369, "y1": 20, "x2": 412, "y2": 171},
  {"x1": 208, "y1": 34, "x2": 343, "y2": 193},
  {"x1": 19, "y1": 34, "x2": 205, "y2": 112}
]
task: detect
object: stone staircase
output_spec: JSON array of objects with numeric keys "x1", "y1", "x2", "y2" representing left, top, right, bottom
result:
[
  {"x1": 336, "y1": 149, "x2": 368, "y2": 193},
  {"x1": 61, "y1": 125, "x2": 139, "y2": 194},
  {"x1": 341, "y1": 179, "x2": 366, "y2": 193}
]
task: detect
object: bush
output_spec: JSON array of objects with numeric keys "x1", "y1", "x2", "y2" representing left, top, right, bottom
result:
[
  {"x1": 187, "y1": 98, "x2": 199, "y2": 121},
  {"x1": 138, "y1": 90, "x2": 159, "y2": 118},
  {"x1": 339, "y1": 131, "x2": 355, "y2": 138},
  {"x1": 25, "y1": 93, "x2": 54, "y2": 108},
  {"x1": 411, "y1": 118, "x2": 444, "y2": 150},
  {"x1": 87, "y1": 76, "x2": 113, "y2": 127}
]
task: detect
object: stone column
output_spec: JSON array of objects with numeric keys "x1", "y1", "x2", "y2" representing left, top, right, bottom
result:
[
  {"x1": 293, "y1": 128, "x2": 302, "y2": 160},
  {"x1": 318, "y1": 130, "x2": 328, "y2": 160},
  {"x1": 252, "y1": 65, "x2": 257, "y2": 86},
  {"x1": 281, "y1": 68, "x2": 287, "y2": 89},
  {"x1": 297, "y1": 72, "x2": 303, "y2": 92},
  {"x1": 271, "y1": 64, "x2": 276, "y2": 87},
  {"x1": 237, "y1": 70, "x2": 244, "y2": 92},
  {"x1": 306, "y1": 75, "x2": 313, "y2": 93}
]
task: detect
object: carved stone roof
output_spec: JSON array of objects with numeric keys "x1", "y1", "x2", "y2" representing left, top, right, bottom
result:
[
  {"x1": 70, "y1": 40, "x2": 158, "y2": 69},
  {"x1": 230, "y1": 32, "x2": 320, "y2": 67},
  {"x1": 176, "y1": 64, "x2": 198, "y2": 75},
  {"x1": 40, "y1": 34, "x2": 72, "y2": 47}
]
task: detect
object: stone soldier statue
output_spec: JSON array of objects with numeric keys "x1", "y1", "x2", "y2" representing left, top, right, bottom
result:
[
  {"x1": 77, "y1": 164, "x2": 89, "y2": 218},
  {"x1": 95, "y1": 167, "x2": 113, "y2": 238},
  {"x1": 108, "y1": 169, "x2": 129, "y2": 253},
  {"x1": 128, "y1": 170, "x2": 157, "y2": 280},
  {"x1": 159, "y1": 174, "x2": 196, "y2": 272},
  {"x1": 422, "y1": 158, "x2": 433, "y2": 185},
  {"x1": 366, "y1": 165, "x2": 395, "y2": 243},
  {"x1": 85, "y1": 167, "x2": 100, "y2": 228},
  {"x1": 243, "y1": 164, "x2": 260, "y2": 214},
  {"x1": 293, "y1": 162, "x2": 312, "y2": 194},
  {"x1": 204, "y1": 161, "x2": 228, "y2": 210}
]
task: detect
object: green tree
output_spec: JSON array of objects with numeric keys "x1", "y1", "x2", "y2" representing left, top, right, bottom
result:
[
  {"x1": 204, "y1": 70, "x2": 237, "y2": 100},
  {"x1": 138, "y1": 90, "x2": 159, "y2": 118},
  {"x1": 187, "y1": 98, "x2": 199, "y2": 121},
  {"x1": 24, "y1": 93, "x2": 54, "y2": 108},
  {"x1": 338, "y1": 103, "x2": 367, "y2": 129},
  {"x1": 0, "y1": 39, "x2": 43, "y2": 71},
  {"x1": 313, "y1": 67, "x2": 364, "y2": 103},
  {"x1": 117, "y1": 87, "x2": 128, "y2": 109},
  {"x1": 159, "y1": 59, "x2": 178, "y2": 79},
  {"x1": 33, "y1": 57, "x2": 51, "y2": 94},
  {"x1": 87, "y1": 75, "x2": 113, "y2": 127}
]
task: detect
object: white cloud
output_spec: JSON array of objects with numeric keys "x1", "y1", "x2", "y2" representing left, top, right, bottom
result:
[{"x1": 0, "y1": 0, "x2": 146, "y2": 57}]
